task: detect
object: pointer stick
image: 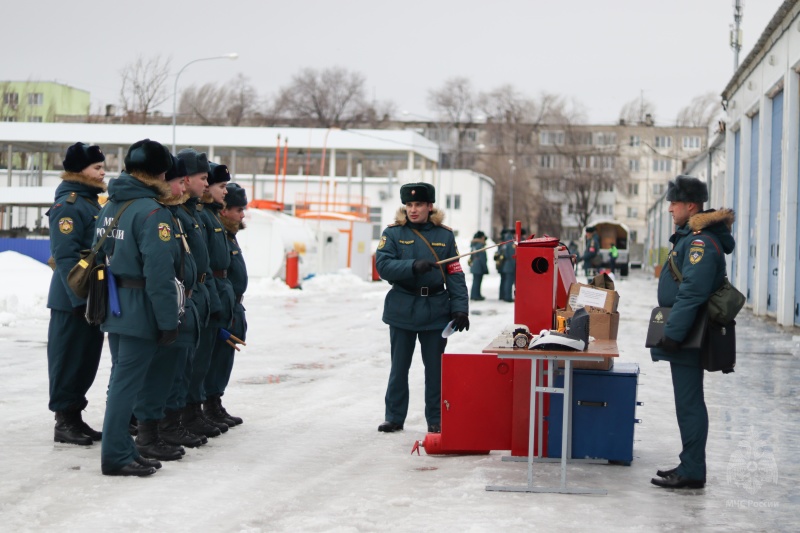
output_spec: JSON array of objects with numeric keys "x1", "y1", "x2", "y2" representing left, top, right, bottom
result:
[{"x1": 435, "y1": 240, "x2": 513, "y2": 265}]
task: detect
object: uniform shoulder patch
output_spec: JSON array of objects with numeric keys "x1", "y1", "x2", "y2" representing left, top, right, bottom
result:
[
  {"x1": 66, "y1": 192, "x2": 78, "y2": 204},
  {"x1": 690, "y1": 239, "x2": 705, "y2": 247},
  {"x1": 58, "y1": 217, "x2": 74, "y2": 234},
  {"x1": 377, "y1": 235, "x2": 387, "y2": 249},
  {"x1": 689, "y1": 247, "x2": 704, "y2": 264},
  {"x1": 440, "y1": 224, "x2": 453, "y2": 232},
  {"x1": 158, "y1": 222, "x2": 172, "y2": 242}
]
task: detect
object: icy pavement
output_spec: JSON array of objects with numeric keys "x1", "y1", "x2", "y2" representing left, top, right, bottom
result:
[{"x1": 0, "y1": 252, "x2": 797, "y2": 532}]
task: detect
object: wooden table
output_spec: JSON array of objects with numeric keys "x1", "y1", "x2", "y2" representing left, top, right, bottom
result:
[{"x1": 482, "y1": 337, "x2": 619, "y2": 494}]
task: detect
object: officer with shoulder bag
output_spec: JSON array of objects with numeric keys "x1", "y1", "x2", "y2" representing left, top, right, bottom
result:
[{"x1": 650, "y1": 175, "x2": 736, "y2": 490}]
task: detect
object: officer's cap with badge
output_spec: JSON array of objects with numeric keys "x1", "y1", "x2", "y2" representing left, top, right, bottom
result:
[
  {"x1": 176, "y1": 148, "x2": 210, "y2": 175},
  {"x1": 165, "y1": 155, "x2": 188, "y2": 181},
  {"x1": 208, "y1": 162, "x2": 231, "y2": 185},
  {"x1": 124, "y1": 139, "x2": 173, "y2": 176},
  {"x1": 400, "y1": 182, "x2": 435, "y2": 204},
  {"x1": 225, "y1": 182, "x2": 248, "y2": 208},
  {"x1": 666, "y1": 175, "x2": 708, "y2": 205},
  {"x1": 63, "y1": 142, "x2": 105, "y2": 172}
]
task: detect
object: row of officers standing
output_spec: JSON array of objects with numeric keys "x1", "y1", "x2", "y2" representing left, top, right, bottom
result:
[{"x1": 46, "y1": 139, "x2": 249, "y2": 476}]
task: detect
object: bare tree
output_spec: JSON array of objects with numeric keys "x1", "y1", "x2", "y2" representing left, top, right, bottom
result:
[
  {"x1": 119, "y1": 54, "x2": 172, "y2": 124},
  {"x1": 676, "y1": 91, "x2": 722, "y2": 129},
  {"x1": 427, "y1": 77, "x2": 478, "y2": 168},
  {"x1": 274, "y1": 67, "x2": 369, "y2": 128},
  {"x1": 619, "y1": 95, "x2": 656, "y2": 125},
  {"x1": 226, "y1": 74, "x2": 258, "y2": 126},
  {"x1": 179, "y1": 83, "x2": 229, "y2": 125}
]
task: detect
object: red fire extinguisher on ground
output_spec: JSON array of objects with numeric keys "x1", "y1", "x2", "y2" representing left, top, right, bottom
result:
[
  {"x1": 411, "y1": 433, "x2": 490, "y2": 456},
  {"x1": 285, "y1": 250, "x2": 299, "y2": 289}
]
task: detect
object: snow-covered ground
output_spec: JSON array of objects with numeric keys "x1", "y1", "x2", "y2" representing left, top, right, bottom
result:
[{"x1": 0, "y1": 250, "x2": 797, "y2": 532}]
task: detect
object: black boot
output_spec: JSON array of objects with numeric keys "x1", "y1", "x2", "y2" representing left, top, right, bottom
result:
[
  {"x1": 217, "y1": 395, "x2": 243, "y2": 425},
  {"x1": 159, "y1": 409, "x2": 204, "y2": 448},
  {"x1": 54, "y1": 411, "x2": 93, "y2": 446},
  {"x1": 135, "y1": 420, "x2": 183, "y2": 461},
  {"x1": 183, "y1": 404, "x2": 221, "y2": 438},
  {"x1": 102, "y1": 460, "x2": 156, "y2": 477},
  {"x1": 203, "y1": 395, "x2": 236, "y2": 428},
  {"x1": 135, "y1": 455, "x2": 162, "y2": 470},
  {"x1": 74, "y1": 410, "x2": 102, "y2": 441},
  {"x1": 198, "y1": 400, "x2": 229, "y2": 433}
]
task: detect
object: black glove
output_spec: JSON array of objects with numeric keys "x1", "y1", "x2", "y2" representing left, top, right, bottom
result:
[
  {"x1": 157, "y1": 329, "x2": 179, "y2": 346},
  {"x1": 412, "y1": 260, "x2": 437, "y2": 275},
  {"x1": 72, "y1": 305, "x2": 87, "y2": 318},
  {"x1": 452, "y1": 312, "x2": 470, "y2": 332},
  {"x1": 658, "y1": 335, "x2": 680, "y2": 351}
]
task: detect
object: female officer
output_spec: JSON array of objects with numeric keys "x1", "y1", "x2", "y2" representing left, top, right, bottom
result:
[{"x1": 46, "y1": 142, "x2": 107, "y2": 446}]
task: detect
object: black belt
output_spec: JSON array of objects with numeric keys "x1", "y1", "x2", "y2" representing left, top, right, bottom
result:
[
  {"x1": 213, "y1": 269, "x2": 227, "y2": 279},
  {"x1": 394, "y1": 284, "x2": 446, "y2": 297},
  {"x1": 117, "y1": 278, "x2": 146, "y2": 289},
  {"x1": 198, "y1": 273, "x2": 207, "y2": 284},
  {"x1": 235, "y1": 294, "x2": 244, "y2": 304}
]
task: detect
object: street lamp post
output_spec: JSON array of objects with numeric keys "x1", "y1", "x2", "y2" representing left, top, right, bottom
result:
[
  {"x1": 508, "y1": 159, "x2": 516, "y2": 226},
  {"x1": 172, "y1": 53, "x2": 239, "y2": 153}
]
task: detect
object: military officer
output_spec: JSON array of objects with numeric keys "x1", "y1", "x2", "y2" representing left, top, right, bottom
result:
[
  {"x1": 375, "y1": 182, "x2": 469, "y2": 434},
  {"x1": 96, "y1": 139, "x2": 179, "y2": 477},
  {"x1": 496, "y1": 228, "x2": 516, "y2": 302},
  {"x1": 203, "y1": 182, "x2": 249, "y2": 426},
  {"x1": 46, "y1": 142, "x2": 107, "y2": 446}
]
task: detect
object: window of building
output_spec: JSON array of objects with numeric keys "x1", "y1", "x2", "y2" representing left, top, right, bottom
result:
[
  {"x1": 595, "y1": 181, "x2": 614, "y2": 192},
  {"x1": 446, "y1": 194, "x2": 461, "y2": 210},
  {"x1": 570, "y1": 132, "x2": 593, "y2": 145},
  {"x1": 3, "y1": 92, "x2": 19, "y2": 106},
  {"x1": 627, "y1": 182, "x2": 639, "y2": 196},
  {"x1": 629, "y1": 135, "x2": 641, "y2": 147},
  {"x1": 628, "y1": 159, "x2": 640, "y2": 172},
  {"x1": 627, "y1": 206, "x2": 639, "y2": 218},
  {"x1": 28, "y1": 116, "x2": 43, "y2": 122},
  {"x1": 27, "y1": 93, "x2": 43, "y2": 106},
  {"x1": 542, "y1": 179, "x2": 563, "y2": 192},
  {"x1": 595, "y1": 132, "x2": 617, "y2": 146},
  {"x1": 2, "y1": 116, "x2": 17, "y2": 122},
  {"x1": 539, "y1": 154, "x2": 559, "y2": 169},
  {"x1": 652, "y1": 159, "x2": 672, "y2": 172},
  {"x1": 568, "y1": 203, "x2": 575, "y2": 214},
  {"x1": 630, "y1": 230, "x2": 638, "y2": 242},
  {"x1": 465, "y1": 129, "x2": 478, "y2": 143},
  {"x1": 653, "y1": 183, "x2": 666, "y2": 195},
  {"x1": 655, "y1": 136, "x2": 672, "y2": 148},
  {"x1": 540, "y1": 130, "x2": 564, "y2": 146},
  {"x1": 599, "y1": 204, "x2": 614, "y2": 216},
  {"x1": 682, "y1": 136, "x2": 701, "y2": 149}
]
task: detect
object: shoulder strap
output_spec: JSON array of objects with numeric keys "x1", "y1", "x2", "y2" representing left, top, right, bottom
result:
[
  {"x1": 66, "y1": 192, "x2": 78, "y2": 204},
  {"x1": 409, "y1": 228, "x2": 447, "y2": 284},
  {"x1": 170, "y1": 215, "x2": 189, "y2": 282},
  {"x1": 93, "y1": 199, "x2": 135, "y2": 254}
]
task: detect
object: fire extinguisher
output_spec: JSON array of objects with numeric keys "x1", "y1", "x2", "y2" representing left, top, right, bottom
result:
[{"x1": 411, "y1": 433, "x2": 490, "y2": 456}]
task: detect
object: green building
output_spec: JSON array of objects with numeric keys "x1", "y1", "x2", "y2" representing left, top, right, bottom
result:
[{"x1": 1, "y1": 81, "x2": 90, "y2": 123}]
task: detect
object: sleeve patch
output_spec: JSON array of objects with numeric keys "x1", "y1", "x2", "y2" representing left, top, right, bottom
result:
[
  {"x1": 447, "y1": 261, "x2": 463, "y2": 274},
  {"x1": 377, "y1": 235, "x2": 387, "y2": 250},
  {"x1": 689, "y1": 247, "x2": 704, "y2": 264},
  {"x1": 58, "y1": 217, "x2": 74, "y2": 234},
  {"x1": 690, "y1": 239, "x2": 705, "y2": 247},
  {"x1": 158, "y1": 223, "x2": 172, "y2": 242}
]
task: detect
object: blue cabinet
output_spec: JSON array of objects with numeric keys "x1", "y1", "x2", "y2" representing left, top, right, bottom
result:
[{"x1": 547, "y1": 362, "x2": 640, "y2": 464}]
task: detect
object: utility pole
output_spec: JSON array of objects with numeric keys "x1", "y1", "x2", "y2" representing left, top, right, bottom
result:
[{"x1": 731, "y1": 0, "x2": 744, "y2": 71}]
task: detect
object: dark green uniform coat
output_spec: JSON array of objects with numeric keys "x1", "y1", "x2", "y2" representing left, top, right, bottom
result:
[
  {"x1": 176, "y1": 197, "x2": 213, "y2": 328},
  {"x1": 46, "y1": 172, "x2": 106, "y2": 412},
  {"x1": 649, "y1": 208, "x2": 735, "y2": 482},
  {"x1": 496, "y1": 230, "x2": 516, "y2": 302},
  {"x1": 199, "y1": 200, "x2": 235, "y2": 329}
]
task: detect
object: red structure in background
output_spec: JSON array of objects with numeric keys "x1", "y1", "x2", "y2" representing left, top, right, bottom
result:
[{"x1": 424, "y1": 232, "x2": 573, "y2": 457}]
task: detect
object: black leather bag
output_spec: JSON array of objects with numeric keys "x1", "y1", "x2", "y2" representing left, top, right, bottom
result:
[
  {"x1": 84, "y1": 263, "x2": 107, "y2": 326},
  {"x1": 645, "y1": 306, "x2": 707, "y2": 349},
  {"x1": 701, "y1": 320, "x2": 736, "y2": 373}
]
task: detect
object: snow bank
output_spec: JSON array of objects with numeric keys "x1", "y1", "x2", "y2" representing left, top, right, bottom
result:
[{"x1": 0, "y1": 251, "x2": 52, "y2": 325}]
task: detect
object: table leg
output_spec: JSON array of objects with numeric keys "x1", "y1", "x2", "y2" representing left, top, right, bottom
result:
[
  {"x1": 527, "y1": 357, "x2": 537, "y2": 487},
  {"x1": 561, "y1": 359, "x2": 571, "y2": 488}
]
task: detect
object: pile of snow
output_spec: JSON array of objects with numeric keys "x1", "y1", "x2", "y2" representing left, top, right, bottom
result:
[{"x1": 0, "y1": 251, "x2": 52, "y2": 325}]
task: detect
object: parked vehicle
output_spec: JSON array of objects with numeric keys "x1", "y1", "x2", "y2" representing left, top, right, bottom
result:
[{"x1": 583, "y1": 220, "x2": 631, "y2": 276}]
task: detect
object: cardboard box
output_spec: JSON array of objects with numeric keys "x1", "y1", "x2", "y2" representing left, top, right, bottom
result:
[
  {"x1": 557, "y1": 309, "x2": 620, "y2": 340},
  {"x1": 556, "y1": 309, "x2": 618, "y2": 370},
  {"x1": 567, "y1": 282, "x2": 619, "y2": 314}
]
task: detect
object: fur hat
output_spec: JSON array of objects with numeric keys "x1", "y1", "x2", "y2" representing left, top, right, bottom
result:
[
  {"x1": 124, "y1": 139, "x2": 172, "y2": 176},
  {"x1": 225, "y1": 182, "x2": 248, "y2": 208},
  {"x1": 207, "y1": 162, "x2": 231, "y2": 185},
  {"x1": 666, "y1": 175, "x2": 708, "y2": 204},
  {"x1": 400, "y1": 182, "x2": 435, "y2": 204},
  {"x1": 473, "y1": 231, "x2": 486, "y2": 239},
  {"x1": 585, "y1": 226, "x2": 596, "y2": 233},
  {"x1": 176, "y1": 148, "x2": 210, "y2": 175},
  {"x1": 63, "y1": 142, "x2": 105, "y2": 172},
  {"x1": 165, "y1": 155, "x2": 188, "y2": 181}
]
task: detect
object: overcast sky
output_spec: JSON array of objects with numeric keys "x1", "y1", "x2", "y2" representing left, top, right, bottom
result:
[{"x1": 1, "y1": 0, "x2": 786, "y2": 125}]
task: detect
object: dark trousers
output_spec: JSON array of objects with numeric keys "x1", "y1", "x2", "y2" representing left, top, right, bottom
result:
[
  {"x1": 499, "y1": 273, "x2": 514, "y2": 302},
  {"x1": 609, "y1": 258, "x2": 617, "y2": 274},
  {"x1": 385, "y1": 326, "x2": 447, "y2": 426},
  {"x1": 205, "y1": 337, "x2": 235, "y2": 397},
  {"x1": 670, "y1": 362, "x2": 708, "y2": 480},
  {"x1": 165, "y1": 346, "x2": 192, "y2": 412},
  {"x1": 47, "y1": 309, "x2": 104, "y2": 412},
  {"x1": 102, "y1": 334, "x2": 157, "y2": 471},
  {"x1": 133, "y1": 345, "x2": 183, "y2": 422},
  {"x1": 187, "y1": 326, "x2": 217, "y2": 403},
  {"x1": 470, "y1": 274, "x2": 484, "y2": 300}
]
